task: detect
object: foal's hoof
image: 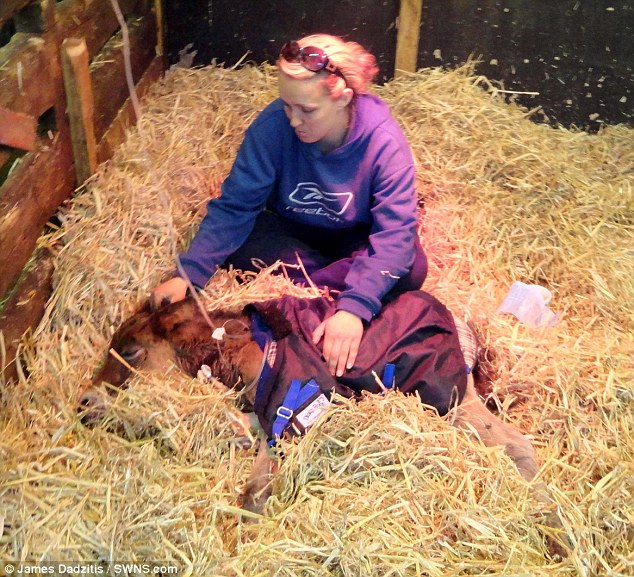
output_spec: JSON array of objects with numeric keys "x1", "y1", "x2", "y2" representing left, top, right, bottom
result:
[
  {"x1": 240, "y1": 490, "x2": 270, "y2": 520},
  {"x1": 239, "y1": 474, "x2": 274, "y2": 520},
  {"x1": 231, "y1": 436, "x2": 255, "y2": 450},
  {"x1": 541, "y1": 511, "x2": 573, "y2": 560}
]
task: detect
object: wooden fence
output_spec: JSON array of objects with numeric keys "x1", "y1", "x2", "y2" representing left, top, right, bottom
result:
[{"x1": 0, "y1": 0, "x2": 163, "y2": 383}]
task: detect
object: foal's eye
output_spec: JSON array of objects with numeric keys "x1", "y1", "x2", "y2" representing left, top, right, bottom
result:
[{"x1": 120, "y1": 346, "x2": 146, "y2": 364}]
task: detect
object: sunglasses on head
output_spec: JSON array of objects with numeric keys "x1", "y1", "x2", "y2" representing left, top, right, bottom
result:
[{"x1": 280, "y1": 41, "x2": 347, "y2": 84}]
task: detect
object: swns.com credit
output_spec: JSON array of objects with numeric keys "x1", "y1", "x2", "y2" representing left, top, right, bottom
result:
[{"x1": 2, "y1": 562, "x2": 180, "y2": 576}]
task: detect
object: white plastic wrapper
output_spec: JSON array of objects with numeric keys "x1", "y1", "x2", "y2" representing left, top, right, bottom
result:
[{"x1": 498, "y1": 281, "x2": 559, "y2": 327}]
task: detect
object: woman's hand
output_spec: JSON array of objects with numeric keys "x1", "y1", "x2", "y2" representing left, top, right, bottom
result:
[
  {"x1": 312, "y1": 310, "x2": 364, "y2": 377},
  {"x1": 150, "y1": 277, "x2": 189, "y2": 309}
]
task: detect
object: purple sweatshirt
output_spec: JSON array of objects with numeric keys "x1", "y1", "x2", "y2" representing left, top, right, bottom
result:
[{"x1": 179, "y1": 93, "x2": 418, "y2": 321}]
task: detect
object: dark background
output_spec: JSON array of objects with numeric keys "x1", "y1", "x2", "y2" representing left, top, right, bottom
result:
[
  {"x1": 164, "y1": 0, "x2": 634, "y2": 131},
  {"x1": 163, "y1": 0, "x2": 399, "y2": 82}
]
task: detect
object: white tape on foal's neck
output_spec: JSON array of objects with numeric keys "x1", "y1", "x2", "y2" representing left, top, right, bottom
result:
[{"x1": 212, "y1": 327, "x2": 226, "y2": 341}]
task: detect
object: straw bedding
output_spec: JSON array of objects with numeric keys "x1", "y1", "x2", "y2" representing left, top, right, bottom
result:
[{"x1": 1, "y1": 62, "x2": 632, "y2": 576}]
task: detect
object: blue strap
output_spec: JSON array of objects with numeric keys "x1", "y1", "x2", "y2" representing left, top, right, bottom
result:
[
  {"x1": 271, "y1": 378, "x2": 320, "y2": 439},
  {"x1": 295, "y1": 378, "x2": 320, "y2": 406},
  {"x1": 382, "y1": 363, "x2": 396, "y2": 389},
  {"x1": 271, "y1": 379, "x2": 302, "y2": 439}
]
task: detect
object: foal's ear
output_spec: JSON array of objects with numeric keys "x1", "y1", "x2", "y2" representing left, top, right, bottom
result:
[
  {"x1": 245, "y1": 301, "x2": 293, "y2": 340},
  {"x1": 149, "y1": 293, "x2": 172, "y2": 312}
]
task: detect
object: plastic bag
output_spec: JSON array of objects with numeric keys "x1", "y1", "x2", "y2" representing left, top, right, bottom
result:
[{"x1": 498, "y1": 281, "x2": 559, "y2": 327}]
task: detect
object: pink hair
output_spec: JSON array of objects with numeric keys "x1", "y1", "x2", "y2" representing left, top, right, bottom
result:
[{"x1": 277, "y1": 34, "x2": 379, "y2": 98}]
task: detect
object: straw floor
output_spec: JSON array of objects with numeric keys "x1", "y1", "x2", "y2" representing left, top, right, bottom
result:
[{"x1": 1, "y1": 63, "x2": 632, "y2": 576}]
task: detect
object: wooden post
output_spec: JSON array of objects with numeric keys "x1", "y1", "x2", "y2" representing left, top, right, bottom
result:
[
  {"x1": 154, "y1": 0, "x2": 164, "y2": 57},
  {"x1": 394, "y1": 0, "x2": 423, "y2": 77},
  {"x1": 61, "y1": 37, "x2": 97, "y2": 184}
]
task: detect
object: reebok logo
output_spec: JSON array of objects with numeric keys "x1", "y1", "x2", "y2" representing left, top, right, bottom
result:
[{"x1": 288, "y1": 183, "x2": 353, "y2": 217}]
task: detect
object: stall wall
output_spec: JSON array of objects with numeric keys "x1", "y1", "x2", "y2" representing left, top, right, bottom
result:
[
  {"x1": 164, "y1": 0, "x2": 399, "y2": 83},
  {"x1": 418, "y1": 0, "x2": 633, "y2": 130},
  {"x1": 165, "y1": 0, "x2": 633, "y2": 130}
]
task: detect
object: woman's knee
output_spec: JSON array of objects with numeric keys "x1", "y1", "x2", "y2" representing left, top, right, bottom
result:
[
  {"x1": 410, "y1": 246, "x2": 428, "y2": 287},
  {"x1": 394, "y1": 244, "x2": 428, "y2": 293}
]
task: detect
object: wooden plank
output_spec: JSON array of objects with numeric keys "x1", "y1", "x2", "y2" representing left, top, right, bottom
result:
[
  {"x1": 0, "y1": 106, "x2": 37, "y2": 151},
  {"x1": 56, "y1": 0, "x2": 149, "y2": 60},
  {"x1": 0, "y1": 32, "x2": 56, "y2": 118},
  {"x1": 61, "y1": 38, "x2": 98, "y2": 184},
  {"x1": 0, "y1": 249, "x2": 54, "y2": 386},
  {"x1": 0, "y1": 130, "x2": 75, "y2": 298},
  {"x1": 97, "y1": 55, "x2": 163, "y2": 163},
  {"x1": 0, "y1": 0, "x2": 31, "y2": 29},
  {"x1": 394, "y1": 0, "x2": 423, "y2": 76},
  {"x1": 91, "y1": 13, "x2": 157, "y2": 141}
]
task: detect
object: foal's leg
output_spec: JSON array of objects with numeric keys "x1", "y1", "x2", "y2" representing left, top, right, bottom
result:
[
  {"x1": 451, "y1": 374, "x2": 538, "y2": 481},
  {"x1": 241, "y1": 441, "x2": 278, "y2": 516},
  {"x1": 451, "y1": 375, "x2": 572, "y2": 556}
]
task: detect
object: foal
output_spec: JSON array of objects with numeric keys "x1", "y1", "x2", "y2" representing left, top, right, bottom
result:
[{"x1": 79, "y1": 291, "x2": 541, "y2": 513}]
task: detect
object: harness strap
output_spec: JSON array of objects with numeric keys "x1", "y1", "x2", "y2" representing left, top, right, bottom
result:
[{"x1": 270, "y1": 378, "x2": 320, "y2": 440}]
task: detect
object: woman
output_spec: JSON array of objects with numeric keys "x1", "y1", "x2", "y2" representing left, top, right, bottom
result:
[{"x1": 152, "y1": 34, "x2": 427, "y2": 378}]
